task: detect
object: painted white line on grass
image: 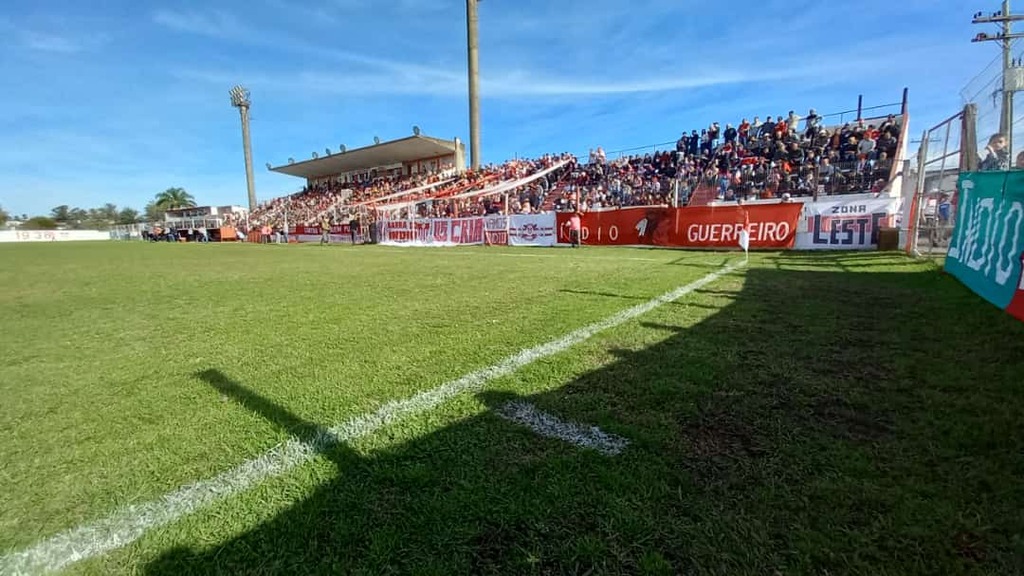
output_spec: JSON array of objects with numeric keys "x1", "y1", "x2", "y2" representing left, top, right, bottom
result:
[
  {"x1": 496, "y1": 401, "x2": 629, "y2": 455},
  {"x1": 0, "y1": 260, "x2": 743, "y2": 576},
  {"x1": 387, "y1": 250, "x2": 664, "y2": 262}
]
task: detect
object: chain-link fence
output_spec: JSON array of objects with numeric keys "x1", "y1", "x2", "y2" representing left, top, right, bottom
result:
[{"x1": 904, "y1": 43, "x2": 1024, "y2": 258}]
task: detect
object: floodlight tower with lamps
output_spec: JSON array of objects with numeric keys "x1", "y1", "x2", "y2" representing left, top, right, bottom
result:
[
  {"x1": 229, "y1": 85, "x2": 258, "y2": 212},
  {"x1": 466, "y1": 0, "x2": 481, "y2": 170}
]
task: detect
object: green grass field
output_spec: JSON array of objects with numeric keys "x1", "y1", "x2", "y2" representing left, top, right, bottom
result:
[{"x1": 1, "y1": 242, "x2": 1023, "y2": 575}]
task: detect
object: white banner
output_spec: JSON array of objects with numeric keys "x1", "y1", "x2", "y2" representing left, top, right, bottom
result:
[
  {"x1": 509, "y1": 213, "x2": 556, "y2": 246},
  {"x1": 484, "y1": 215, "x2": 508, "y2": 245},
  {"x1": 794, "y1": 196, "x2": 902, "y2": 250},
  {"x1": 380, "y1": 217, "x2": 486, "y2": 246},
  {"x1": 0, "y1": 230, "x2": 110, "y2": 243}
]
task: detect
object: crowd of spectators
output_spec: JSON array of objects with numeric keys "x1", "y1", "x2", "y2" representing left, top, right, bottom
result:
[
  {"x1": 248, "y1": 108, "x2": 903, "y2": 226},
  {"x1": 394, "y1": 154, "x2": 572, "y2": 219},
  {"x1": 550, "y1": 110, "x2": 902, "y2": 211},
  {"x1": 247, "y1": 164, "x2": 460, "y2": 228}
]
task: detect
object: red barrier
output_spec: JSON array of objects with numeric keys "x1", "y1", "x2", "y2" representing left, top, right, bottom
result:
[
  {"x1": 555, "y1": 204, "x2": 801, "y2": 249},
  {"x1": 1008, "y1": 254, "x2": 1024, "y2": 322}
]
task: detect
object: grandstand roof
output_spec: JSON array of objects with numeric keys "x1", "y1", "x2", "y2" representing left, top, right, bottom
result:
[{"x1": 269, "y1": 135, "x2": 460, "y2": 180}]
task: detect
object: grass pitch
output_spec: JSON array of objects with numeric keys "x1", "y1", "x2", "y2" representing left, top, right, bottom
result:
[{"x1": 1, "y1": 242, "x2": 1023, "y2": 575}]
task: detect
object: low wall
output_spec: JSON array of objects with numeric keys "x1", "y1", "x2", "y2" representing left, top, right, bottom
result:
[
  {"x1": 0, "y1": 230, "x2": 110, "y2": 243},
  {"x1": 945, "y1": 171, "x2": 1024, "y2": 322}
]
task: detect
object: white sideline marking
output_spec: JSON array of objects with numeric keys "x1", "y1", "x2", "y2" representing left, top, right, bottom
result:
[
  {"x1": 0, "y1": 260, "x2": 743, "y2": 576},
  {"x1": 496, "y1": 401, "x2": 629, "y2": 455},
  {"x1": 381, "y1": 249, "x2": 663, "y2": 262}
]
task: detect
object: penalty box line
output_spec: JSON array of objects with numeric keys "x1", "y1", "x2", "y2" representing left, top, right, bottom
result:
[{"x1": 0, "y1": 260, "x2": 745, "y2": 576}]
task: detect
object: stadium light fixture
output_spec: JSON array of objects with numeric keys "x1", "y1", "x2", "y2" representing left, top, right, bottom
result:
[
  {"x1": 340, "y1": 144, "x2": 346, "y2": 153},
  {"x1": 374, "y1": 136, "x2": 381, "y2": 144},
  {"x1": 312, "y1": 151, "x2": 319, "y2": 159},
  {"x1": 413, "y1": 125, "x2": 421, "y2": 136},
  {"x1": 325, "y1": 148, "x2": 332, "y2": 156},
  {"x1": 228, "y1": 85, "x2": 257, "y2": 211},
  {"x1": 265, "y1": 162, "x2": 272, "y2": 170}
]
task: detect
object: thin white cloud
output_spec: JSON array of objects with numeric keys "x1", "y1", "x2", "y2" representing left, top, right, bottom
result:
[
  {"x1": 23, "y1": 32, "x2": 81, "y2": 53},
  {"x1": 152, "y1": 9, "x2": 247, "y2": 39},
  {"x1": 174, "y1": 57, "x2": 875, "y2": 99},
  {"x1": 152, "y1": 8, "x2": 459, "y2": 83},
  {"x1": 19, "y1": 31, "x2": 107, "y2": 54}
]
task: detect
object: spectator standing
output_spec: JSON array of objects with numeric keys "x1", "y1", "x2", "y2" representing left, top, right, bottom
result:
[
  {"x1": 980, "y1": 134, "x2": 1009, "y2": 171},
  {"x1": 320, "y1": 217, "x2": 331, "y2": 245},
  {"x1": 724, "y1": 124, "x2": 738, "y2": 144},
  {"x1": 805, "y1": 109, "x2": 821, "y2": 137},
  {"x1": 350, "y1": 215, "x2": 360, "y2": 244},
  {"x1": 787, "y1": 110, "x2": 801, "y2": 135},
  {"x1": 569, "y1": 212, "x2": 582, "y2": 248}
]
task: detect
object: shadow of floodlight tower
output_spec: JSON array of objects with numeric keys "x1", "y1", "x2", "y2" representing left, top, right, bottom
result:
[{"x1": 230, "y1": 85, "x2": 258, "y2": 212}]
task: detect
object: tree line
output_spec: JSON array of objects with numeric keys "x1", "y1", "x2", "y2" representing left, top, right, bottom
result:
[{"x1": 0, "y1": 188, "x2": 197, "y2": 230}]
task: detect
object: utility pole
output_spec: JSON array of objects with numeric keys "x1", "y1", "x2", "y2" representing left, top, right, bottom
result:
[
  {"x1": 466, "y1": 0, "x2": 482, "y2": 170},
  {"x1": 230, "y1": 85, "x2": 258, "y2": 212},
  {"x1": 972, "y1": 2, "x2": 1024, "y2": 160}
]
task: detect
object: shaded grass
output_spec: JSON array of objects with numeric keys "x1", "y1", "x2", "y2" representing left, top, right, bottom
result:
[{"x1": 2, "y1": 243, "x2": 1023, "y2": 575}]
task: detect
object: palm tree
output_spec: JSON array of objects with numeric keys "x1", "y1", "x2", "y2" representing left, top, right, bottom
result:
[
  {"x1": 154, "y1": 188, "x2": 196, "y2": 210},
  {"x1": 68, "y1": 207, "x2": 88, "y2": 229},
  {"x1": 144, "y1": 201, "x2": 164, "y2": 223},
  {"x1": 51, "y1": 205, "x2": 71, "y2": 223}
]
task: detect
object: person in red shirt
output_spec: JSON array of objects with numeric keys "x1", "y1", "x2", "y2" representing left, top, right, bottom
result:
[{"x1": 569, "y1": 212, "x2": 582, "y2": 248}]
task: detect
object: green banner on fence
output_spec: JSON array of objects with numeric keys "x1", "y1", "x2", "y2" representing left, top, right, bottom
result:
[{"x1": 946, "y1": 171, "x2": 1024, "y2": 321}]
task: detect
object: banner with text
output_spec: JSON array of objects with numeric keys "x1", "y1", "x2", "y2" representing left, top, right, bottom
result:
[
  {"x1": 946, "y1": 171, "x2": 1024, "y2": 322},
  {"x1": 0, "y1": 230, "x2": 110, "y2": 243},
  {"x1": 555, "y1": 204, "x2": 801, "y2": 249},
  {"x1": 290, "y1": 224, "x2": 358, "y2": 244},
  {"x1": 381, "y1": 218, "x2": 486, "y2": 246},
  {"x1": 794, "y1": 196, "x2": 902, "y2": 250},
  {"x1": 509, "y1": 213, "x2": 557, "y2": 246},
  {"x1": 484, "y1": 215, "x2": 508, "y2": 245}
]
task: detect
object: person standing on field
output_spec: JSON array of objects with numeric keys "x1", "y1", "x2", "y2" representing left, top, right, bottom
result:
[
  {"x1": 320, "y1": 217, "x2": 331, "y2": 245},
  {"x1": 569, "y1": 211, "x2": 582, "y2": 248}
]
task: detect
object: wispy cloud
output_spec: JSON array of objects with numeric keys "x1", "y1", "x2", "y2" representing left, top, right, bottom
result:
[
  {"x1": 22, "y1": 32, "x2": 81, "y2": 53},
  {"x1": 152, "y1": 10, "x2": 247, "y2": 39},
  {"x1": 174, "y1": 50, "x2": 900, "y2": 100},
  {"x1": 18, "y1": 30, "x2": 107, "y2": 54}
]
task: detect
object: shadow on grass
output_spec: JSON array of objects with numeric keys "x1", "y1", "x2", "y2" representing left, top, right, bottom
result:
[{"x1": 147, "y1": 262, "x2": 1024, "y2": 575}]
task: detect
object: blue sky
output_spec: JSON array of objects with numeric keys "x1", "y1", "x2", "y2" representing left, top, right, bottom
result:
[{"x1": 0, "y1": 0, "x2": 993, "y2": 215}]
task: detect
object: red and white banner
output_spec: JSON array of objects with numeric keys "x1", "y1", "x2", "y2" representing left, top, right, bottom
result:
[
  {"x1": 290, "y1": 224, "x2": 359, "y2": 244},
  {"x1": 794, "y1": 196, "x2": 902, "y2": 250},
  {"x1": 509, "y1": 213, "x2": 556, "y2": 246},
  {"x1": 555, "y1": 204, "x2": 801, "y2": 249},
  {"x1": 484, "y1": 215, "x2": 508, "y2": 245},
  {"x1": 382, "y1": 217, "x2": 486, "y2": 246}
]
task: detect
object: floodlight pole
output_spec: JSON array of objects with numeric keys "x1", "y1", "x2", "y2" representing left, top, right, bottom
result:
[
  {"x1": 230, "y1": 86, "x2": 258, "y2": 212},
  {"x1": 466, "y1": 0, "x2": 482, "y2": 170},
  {"x1": 972, "y1": 1, "x2": 1024, "y2": 159}
]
